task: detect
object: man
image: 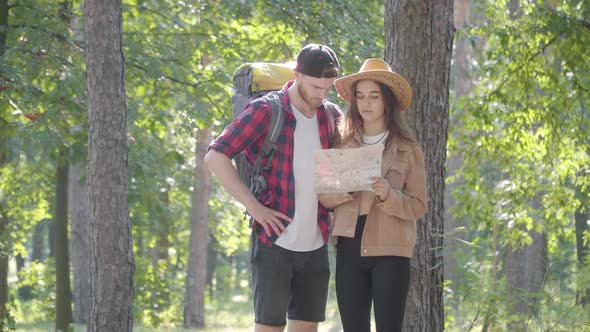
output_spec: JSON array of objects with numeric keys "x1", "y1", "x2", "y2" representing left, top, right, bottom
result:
[{"x1": 204, "y1": 44, "x2": 341, "y2": 332}]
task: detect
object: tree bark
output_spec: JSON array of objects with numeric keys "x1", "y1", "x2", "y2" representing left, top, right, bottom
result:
[
  {"x1": 0, "y1": 0, "x2": 7, "y2": 56},
  {"x1": 85, "y1": 0, "x2": 134, "y2": 331},
  {"x1": 54, "y1": 2, "x2": 76, "y2": 330},
  {"x1": 503, "y1": 231, "x2": 547, "y2": 330},
  {"x1": 55, "y1": 147, "x2": 73, "y2": 332},
  {"x1": 206, "y1": 233, "x2": 218, "y2": 299},
  {"x1": 183, "y1": 128, "x2": 212, "y2": 328},
  {"x1": 444, "y1": 0, "x2": 472, "y2": 306},
  {"x1": 150, "y1": 191, "x2": 170, "y2": 267},
  {"x1": 158, "y1": 191, "x2": 170, "y2": 262},
  {"x1": 32, "y1": 220, "x2": 45, "y2": 261},
  {"x1": 575, "y1": 207, "x2": 589, "y2": 306},
  {"x1": 575, "y1": 152, "x2": 590, "y2": 306},
  {"x1": 385, "y1": 1, "x2": 454, "y2": 331},
  {"x1": 16, "y1": 254, "x2": 32, "y2": 300},
  {"x1": 0, "y1": 1, "x2": 9, "y2": 321},
  {"x1": 69, "y1": 161, "x2": 91, "y2": 324},
  {"x1": 68, "y1": 0, "x2": 91, "y2": 323},
  {"x1": 48, "y1": 218, "x2": 55, "y2": 258},
  {"x1": 0, "y1": 211, "x2": 8, "y2": 328}
]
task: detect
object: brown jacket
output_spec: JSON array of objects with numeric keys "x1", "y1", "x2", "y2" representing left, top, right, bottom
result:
[{"x1": 319, "y1": 135, "x2": 428, "y2": 258}]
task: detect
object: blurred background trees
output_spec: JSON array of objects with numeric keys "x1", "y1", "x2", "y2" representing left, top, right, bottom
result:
[{"x1": 0, "y1": 0, "x2": 588, "y2": 331}]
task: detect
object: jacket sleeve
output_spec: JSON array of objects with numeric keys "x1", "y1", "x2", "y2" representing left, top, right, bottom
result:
[
  {"x1": 319, "y1": 192, "x2": 355, "y2": 209},
  {"x1": 376, "y1": 144, "x2": 428, "y2": 221}
]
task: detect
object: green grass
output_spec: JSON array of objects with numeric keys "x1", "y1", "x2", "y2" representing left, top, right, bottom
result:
[
  {"x1": 12, "y1": 254, "x2": 347, "y2": 331},
  {"x1": 14, "y1": 296, "x2": 344, "y2": 332},
  {"x1": 16, "y1": 313, "x2": 342, "y2": 332}
]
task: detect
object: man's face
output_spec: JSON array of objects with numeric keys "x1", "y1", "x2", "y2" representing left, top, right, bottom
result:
[{"x1": 296, "y1": 73, "x2": 336, "y2": 109}]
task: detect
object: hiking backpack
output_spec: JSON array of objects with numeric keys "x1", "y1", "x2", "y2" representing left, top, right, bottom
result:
[{"x1": 231, "y1": 62, "x2": 337, "y2": 200}]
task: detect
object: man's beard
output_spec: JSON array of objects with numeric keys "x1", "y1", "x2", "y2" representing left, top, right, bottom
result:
[{"x1": 298, "y1": 84, "x2": 323, "y2": 109}]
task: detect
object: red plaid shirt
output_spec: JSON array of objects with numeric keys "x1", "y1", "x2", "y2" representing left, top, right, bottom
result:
[{"x1": 208, "y1": 81, "x2": 341, "y2": 247}]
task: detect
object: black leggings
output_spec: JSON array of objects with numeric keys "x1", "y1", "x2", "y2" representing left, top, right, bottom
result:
[{"x1": 335, "y1": 215, "x2": 411, "y2": 332}]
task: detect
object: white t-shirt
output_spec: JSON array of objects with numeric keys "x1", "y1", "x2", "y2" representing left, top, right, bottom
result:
[
  {"x1": 362, "y1": 131, "x2": 389, "y2": 146},
  {"x1": 274, "y1": 105, "x2": 324, "y2": 251}
]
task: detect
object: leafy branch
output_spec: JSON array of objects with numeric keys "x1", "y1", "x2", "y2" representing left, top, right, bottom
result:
[
  {"x1": 128, "y1": 62, "x2": 223, "y2": 115},
  {"x1": 487, "y1": 32, "x2": 564, "y2": 99}
]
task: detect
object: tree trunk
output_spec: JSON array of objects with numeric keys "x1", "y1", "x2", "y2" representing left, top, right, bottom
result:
[
  {"x1": 32, "y1": 220, "x2": 45, "y2": 261},
  {"x1": 206, "y1": 234, "x2": 217, "y2": 299},
  {"x1": 444, "y1": 0, "x2": 472, "y2": 309},
  {"x1": 385, "y1": 1, "x2": 454, "y2": 331},
  {"x1": 157, "y1": 192, "x2": 170, "y2": 262},
  {"x1": 575, "y1": 154, "x2": 589, "y2": 306},
  {"x1": 503, "y1": 193, "x2": 548, "y2": 330},
  {"x1": 575, "y1": 208, "x2": 589, "y2": 306},
  {"x1": 48, "y1": 218, "x2": 55, "y2": 258},
  {"x1": 54, "y1": 3, "x2": 75, "y2": 330},
  {"x1": 0, "y1": 1, "x2": 13, "y2": 326},
  {"x1": 183, "y1": 128, "x2": 212, "y2": 328},
  {"x1": 150, "y1": 191, "x2": 170, "y2": 267},
  {"x1": 503, "y1": 231, "x2": 547, "y2": 330},
  {"x1": 503, "y1": 231, "x2": 547, "y2": 331},
  {"x1": 69, "y1": 161, "x2": 91, "y2": 324},
  {"x1": 0, "y1": 0, "x2": 7, "y2": 56},
  {"x1": 0, "y1": 2, "x2": 8, "y2": 324},
  {"x1": 55, "y1": 148, "x2": 73, "y2": 332},
  {"x1": 481, "y1": 218, "x2": 500, "y2": 332},
  {"x1": 0, "y1": 144, "x2": 8, "y2": 325},
  {"x1": 0, "y1": 212, "x2": 8, "y2": 328},
  {"x1": 68, "y1": 1, "x2": 91, "y2": 323},
  {"x1": 0, "y1": 5, "x2": 12, "y2": 318},
  {"x1": 85, "y1": 0, "x2": 135, "y2": 331},
  {"x1": 16, "y1": 254, "x2": 32, "y2": 300}
]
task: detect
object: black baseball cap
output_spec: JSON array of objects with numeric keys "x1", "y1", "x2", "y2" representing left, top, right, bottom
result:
[{"x1": 294, "y1": 44, "x2": 340, "y2": 78}]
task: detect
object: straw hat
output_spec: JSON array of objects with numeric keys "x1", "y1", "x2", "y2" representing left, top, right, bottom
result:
[{"x1": 335, "y1": 58, "x2": 412, "y2": 112}]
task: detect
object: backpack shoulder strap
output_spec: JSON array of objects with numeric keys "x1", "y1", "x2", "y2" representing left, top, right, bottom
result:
[
  {"x1": 322, "y1": 101, "x2": 337, "y2": 142},
  {"x1": 248, "y1": 92, "x2": 284, "y2": 186},
  {"x1": 259, "y1": 91, "x2": 284, "y2": 155}
]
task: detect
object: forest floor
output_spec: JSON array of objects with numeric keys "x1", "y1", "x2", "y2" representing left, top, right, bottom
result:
[{"x1": 14, "y1": 298, "x2": 353, "y2": 332}]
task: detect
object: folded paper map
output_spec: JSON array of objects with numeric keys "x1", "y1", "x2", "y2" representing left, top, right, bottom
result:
[{"x1": 314, "y1": 144, "x2": 384, "y2": 193}]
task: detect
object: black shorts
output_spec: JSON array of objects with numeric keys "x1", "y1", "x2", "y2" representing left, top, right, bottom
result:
[{"x1": 250, "y1": 235, "x2": 330, "y2": 326}]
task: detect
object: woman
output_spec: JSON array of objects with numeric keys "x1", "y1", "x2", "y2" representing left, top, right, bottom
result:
[{"x1": 320, "y1": 58, "x2": 428, "y2": 332}]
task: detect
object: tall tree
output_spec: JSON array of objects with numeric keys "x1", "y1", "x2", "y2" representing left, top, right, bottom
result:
[
  {"x1": 0, "y1": 0, "x2": 9, "y2": 327},
  {"x1": 503, "y1": 230, "x2": 548, "y2": 330},
  {"x1": 85, "y1": 0, "x2": 134, "y2": 331},
  {"x1": 54, "y1": 2, "x2": 74, "y2": 331},
  {"x1": 385, "y1": 1, "x2": 454, "y2": 331},
  {"x1": 68, "y1": 3, "x2": 90, "y2": 323},
  {"x1": 0, "y1": 218, "x2": 8, "y2": 331},
  {"x1": 184, "y1": 127, "x2": 212, "y2": 328},
  {"x1": 0, "y1": 156, "x2": 8, "y2": 330},
  {"x1": 444, "y1": 0, "x2": 473, "y2": 308},
  {"x1": 55, "y1": 147, "x2": 73, "y2": 332},
  {"x1": 69, "y1": 152, "x2": 91, "y2": 324},
  {"x1": 575, "y1": 203, "x2": 589, "y2": 306}
]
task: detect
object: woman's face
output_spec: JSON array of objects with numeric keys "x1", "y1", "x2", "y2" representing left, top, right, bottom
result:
[{"x1": 354, "y1": 79, "x2": 385, "y2": 125}]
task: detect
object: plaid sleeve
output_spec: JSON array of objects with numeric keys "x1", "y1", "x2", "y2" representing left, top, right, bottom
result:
[{"x1": 208, "y1": 101, "x2": 272, "y2": 159}]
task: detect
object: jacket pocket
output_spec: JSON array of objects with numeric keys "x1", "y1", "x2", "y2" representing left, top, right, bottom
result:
[
  {"x1": 385, "y1": 161, "x2": 408, "y2": 190},
  {"x1": 375, "y1": 217, "x2": 413, "y2": 249}
]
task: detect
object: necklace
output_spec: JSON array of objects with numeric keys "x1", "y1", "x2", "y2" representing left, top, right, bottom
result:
[{"x1": 361, "y1": 130, "x2": 388, "y2": 145}]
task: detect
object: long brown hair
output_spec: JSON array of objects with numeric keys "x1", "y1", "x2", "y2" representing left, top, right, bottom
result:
[{"x1": 339, "y1": 80, "x2": 416, "y2": 146}]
